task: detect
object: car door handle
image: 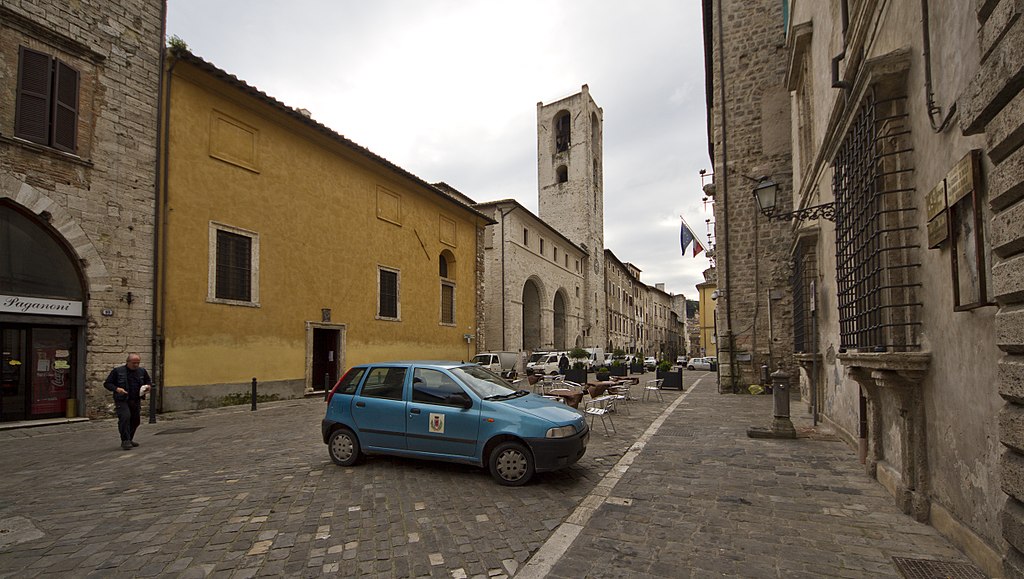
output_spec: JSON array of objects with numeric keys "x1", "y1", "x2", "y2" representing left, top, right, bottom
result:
[
  {"x1": 409, "y1": 408, "x2": 421, "y2": 415},
  {"x1": 355, "y1": 401, "x2": 365, "y2": 407}
]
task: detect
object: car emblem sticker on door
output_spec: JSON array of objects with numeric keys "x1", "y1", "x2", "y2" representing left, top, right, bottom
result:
[{"x1": 429, "y1": 413, "x2": 445, "y2": 433}]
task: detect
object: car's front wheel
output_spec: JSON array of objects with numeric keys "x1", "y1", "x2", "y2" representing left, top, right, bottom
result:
[
  {"x1": 489, "y1": 441, "x2": 535, "y2": 486},
  {"x1": 688, "y1": 365, "x2": 695, "y2": 371},
  {"x1": 328, "y1": 427, "x2": 361, "y2": 466}
]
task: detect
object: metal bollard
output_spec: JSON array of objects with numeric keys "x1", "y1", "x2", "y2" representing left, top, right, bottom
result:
[
  {"x1": 325, "y1": 373, "x2": 330, "y2": 400},
  {"x1": 251, "y1": 377, "x2": 257, "y2": 411}
]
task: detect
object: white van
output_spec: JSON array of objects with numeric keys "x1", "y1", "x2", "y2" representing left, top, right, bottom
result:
[
  {"x1": 471, "y1": 351, "x2": 519, "y2": 378},
  {"x1": 528, "y1": 352, "x2": 564, "y2": 375}
]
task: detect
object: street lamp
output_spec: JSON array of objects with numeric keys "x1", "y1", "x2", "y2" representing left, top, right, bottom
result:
[{"x1": 751, "y1": 177, "x2": 836, "y2": 222}]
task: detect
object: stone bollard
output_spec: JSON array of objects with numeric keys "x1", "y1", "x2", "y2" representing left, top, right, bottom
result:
[{"x1": 747, "y1": 368, "x2": 797, "y2": 439}]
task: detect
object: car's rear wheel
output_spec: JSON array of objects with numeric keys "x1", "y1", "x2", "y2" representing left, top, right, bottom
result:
[
  {"x1": 688, "y1": 365, "x2": 695, "y2": 371},
  {"x1": 489, "y1": 441, "x2": 534, "y2": 486},
  {"x1": 328, "y1": 427, "x2": 361, "y2": 466}
]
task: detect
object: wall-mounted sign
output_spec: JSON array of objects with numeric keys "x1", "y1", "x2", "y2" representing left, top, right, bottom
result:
[
  {"x1": 0, "y1": 295, "x2": 82, "y2": 317},
  {"x1": 928, "y1": 211, "x2": 949, "y2": 249},
  {"x1": 925, "y1": 181, "x2": 946, "y2": 220},
  {"x1": 102, "y1": 309, "x2": 114, "y2": 317},
  {"x1": 946, "y1": 151, "x2": 977, "y2": 206}
]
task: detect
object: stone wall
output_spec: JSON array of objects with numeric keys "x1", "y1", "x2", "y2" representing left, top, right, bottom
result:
[
  {"x1": 0, "y1": 1, "x2": 163, "y2": 418},
  {"x1": 707, "y1": 0, "x2": 795, "y2": 392},
  {"x1": 962, "y1": 0, "x2": 1024, "y2": 574}
]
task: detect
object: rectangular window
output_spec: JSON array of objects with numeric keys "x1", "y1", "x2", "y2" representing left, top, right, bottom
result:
[
  {"x1": 378, "y1": 267, "x2": 400, "y2": 320},
  {"x1": 553, "y1": 247, "x2": 558, "y2": 262},
  {"x1": 216, "y1": 230, "x2": 252, "y2": 301},
  {"x1": 565, "y1": 255, "x2": 569, "y2": 267},
  {"x1": 440, "y1": 282, "x2": 455, "y2": 325},
  {"x1": 540, "y1": 239, "x2": 545, "y2": 255},
  {"x1": 15, "y1": 46, "x2": 79, "y2": 153},
  {"x1": 834, "y1": 85, "x2": 920, "y2": 351},
  {"x1": 523, "y1": 228, "x2": 529, "y2": 245},
  {"x1": 208, "y1": 223, "x2": 259, "y2": 306}
]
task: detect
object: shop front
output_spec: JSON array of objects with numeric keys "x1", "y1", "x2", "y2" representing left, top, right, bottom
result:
[{"x1": 1, "y1": 204, "x2": 86, "y2": 422}]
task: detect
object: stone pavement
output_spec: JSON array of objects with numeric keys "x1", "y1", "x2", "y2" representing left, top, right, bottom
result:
[{"x1": 0, "y1": 372, "x2": 975, "y2": 578}]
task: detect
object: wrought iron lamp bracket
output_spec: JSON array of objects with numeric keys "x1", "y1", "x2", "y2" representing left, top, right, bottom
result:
[{"x1": 761, "y1": 202, "x2": 836, "y2": 223}]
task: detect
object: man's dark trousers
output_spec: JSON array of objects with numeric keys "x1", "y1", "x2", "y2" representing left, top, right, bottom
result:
[{"x1": 115, "y1": 399, "x2": 141, "y2": 442}]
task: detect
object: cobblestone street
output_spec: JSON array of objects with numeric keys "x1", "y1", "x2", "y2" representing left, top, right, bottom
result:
[{"x1": 0, "y1": 373, "x2": 975, "y2": 577}]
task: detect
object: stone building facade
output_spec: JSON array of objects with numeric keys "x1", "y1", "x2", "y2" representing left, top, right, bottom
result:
[
  {"x1": 604, "y1": 249, "x2": 638, "y2": 353},
  {"x1": 965, "y1": 0, "x2": 1024, "y2": 575},
  {"x1": 0, "y1": 0, "x2": 164, "y2": 421},
  {"x1": 537, "y1": 85, "x2": 607, "y2": 349},
  {"x1": 707, "y1": 0, "x2": 1023, "y2": 575},
  {"x1": 476, "y1": 199, "x2": 587, "y2": 355},
  {"x1": 702, "y1": 0, "x2": 796, "y2": 393}
]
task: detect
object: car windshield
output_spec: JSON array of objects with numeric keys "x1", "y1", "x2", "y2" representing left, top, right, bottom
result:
[{"x1": 450, "y1": 365, "x2": 517, "y2": 398}]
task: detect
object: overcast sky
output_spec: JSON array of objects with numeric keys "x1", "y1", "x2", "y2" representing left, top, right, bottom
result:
[{"x1": 166, "y1": 0, "x2": 714, "y2": 299}]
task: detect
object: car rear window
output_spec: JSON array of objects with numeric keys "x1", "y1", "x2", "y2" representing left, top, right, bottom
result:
[
  {"x1": 360, "y1": 367, "x2": 407, "y2": 400},
  {"x1": 335, "y1": 367, "x2": 366, "y2": 395}
]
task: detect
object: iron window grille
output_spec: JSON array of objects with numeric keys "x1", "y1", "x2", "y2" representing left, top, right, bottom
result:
[
  {"x1": 378, "y1": 268, "x2": 399, "y2": 319},
  {"x1": 215, "y1": 230, "x2": 252, "y2": 302},
  {"x1": 833, "y1": 87, "x2": 921, "y2": 352}
]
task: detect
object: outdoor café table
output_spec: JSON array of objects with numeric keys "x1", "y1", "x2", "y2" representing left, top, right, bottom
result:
[
  {"x1": 545, "y1": 388, "x2": 584, "y2": 409},
  {"x1": 586, "y1": 381, "x2": 617, "y2": 398}
]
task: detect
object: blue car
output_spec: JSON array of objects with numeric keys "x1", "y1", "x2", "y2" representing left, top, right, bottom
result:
[{"x1": 321, "y1": 361, "x2": 589, "y2": 485}]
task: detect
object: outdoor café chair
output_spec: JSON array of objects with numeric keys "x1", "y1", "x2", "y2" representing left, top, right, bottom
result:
[
  {"x1": 642, "y1": 378, "x2": 665, "y2": 402},
  {"x1": 583, "y1": 397, "x2": 616, "y2": 435}
]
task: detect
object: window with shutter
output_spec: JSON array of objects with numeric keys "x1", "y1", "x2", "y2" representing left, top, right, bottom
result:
[
  {"x1": 378, "y1": 267, "x2": 400, "y2": 320},
  {"x1": 15, "y1": 47, "x2": 52, "y2": 145},
  {"x1": 14, "y1": 46, "x2": 79, "y2": 152},
  {"x1": 207, "y1": 222, "x2": 259, "y2": 306},
  {"x1": 52, "y1": 60, "x2": 79, "y2": 152},
  {"x1": 216, "y1": 230, "x2": 252, "y2": 302}
]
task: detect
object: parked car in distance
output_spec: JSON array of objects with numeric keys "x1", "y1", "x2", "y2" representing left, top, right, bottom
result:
[
  {"x1": 643, "y1": 356, "x2": 657, "y2": 371},
  {"x1": 687, "y1": 357, "x2": 713, "y2": 371},
  {"x1": 527, "y1": 352, "x2": 565, "y2": 375},
  {"x1": 676, "y1": 356, "x2": 689, "y2": 366},
  {"x1": 323, "y1": 361, "x2": 589, "y2": 486},
  {"x1": 471, "y1": 351, "x2": 519, "y2": 379}
]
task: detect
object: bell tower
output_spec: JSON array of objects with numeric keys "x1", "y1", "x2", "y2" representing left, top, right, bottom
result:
[{"x1": 537, "y1": 84, "x2": 606, "y2": 348}]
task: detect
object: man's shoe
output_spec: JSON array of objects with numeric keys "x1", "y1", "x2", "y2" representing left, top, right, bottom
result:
[
  {"x1": 121, "y1": 441, "x2": 132, "y2": 450},
  {"x1": 130, "y1": 441, "x2": 139, "y2": 447}
]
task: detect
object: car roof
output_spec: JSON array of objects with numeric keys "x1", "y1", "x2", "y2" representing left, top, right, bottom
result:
[{"x1": 354, "y1": 360, "x2": 467, "y2": 369}]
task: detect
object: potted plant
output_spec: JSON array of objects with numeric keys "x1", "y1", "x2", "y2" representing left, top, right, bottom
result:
[
  {"x1": 656, "y1": 360, "x2": 672, "y2": 376},
  {"x1": 596, "y1": 366, "x2": 610, "y2": 381},
  {"x1": 657, "y1": 360, "x2": 683, "y2": 389},
  {"x1": 609, "y1": 359, "x2": 627, "y2": 377},
  {"x1": 565, "y1": 347, "x2": 590, "y2": 384}
]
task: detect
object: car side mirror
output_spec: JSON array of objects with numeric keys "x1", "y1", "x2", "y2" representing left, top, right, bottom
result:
[{"x1": 448, "y1": 392, "x2": 472, "y2": 409}]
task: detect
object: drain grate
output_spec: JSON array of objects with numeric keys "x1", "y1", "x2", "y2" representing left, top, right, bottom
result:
[
  {"x1": 155, "y1": 427, "x2": 204, "y2": 435},
  {"x1": 658, "y1": 427, "x2": 694, "y2": 437},
  {"x1": 892, "y1": 557, "x2": 986, "y2": 578}
]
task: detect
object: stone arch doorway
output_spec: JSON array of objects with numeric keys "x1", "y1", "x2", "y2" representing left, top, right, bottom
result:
[
  {"x1": 552, "y1": 290, "x2": 568, "y2": 351},
  {"x1": 522, "y1": 279, "x2": 542, "y2": 351}
]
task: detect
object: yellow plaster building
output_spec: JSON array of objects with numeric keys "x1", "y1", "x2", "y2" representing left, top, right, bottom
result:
[
  {"x1": 696, "y1": 267, "x2": 717, "y2": 358},
  {"x1": 157, "y1": 50, "x2": 492, "y2": 410}
]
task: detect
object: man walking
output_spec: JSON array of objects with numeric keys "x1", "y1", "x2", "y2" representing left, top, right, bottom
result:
[{"x1": 103, "y1": 353, "x2": 153, "y2": 450}]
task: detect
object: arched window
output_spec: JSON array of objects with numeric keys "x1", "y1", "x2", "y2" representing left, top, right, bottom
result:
[
  {"x1": 556, "y1": 165, "x2": 568, "y2": 184},
  {"x1": 554, "y1": 111, "x2": 570, "y2": 153},
  {"x1": 0, "y1": 203, "x2": 83, "y2": 300}
]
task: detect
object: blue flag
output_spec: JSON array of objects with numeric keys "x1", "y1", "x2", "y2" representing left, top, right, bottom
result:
[{"x1": 680, "y1": 220, "x2": 694, "y2": 256}]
